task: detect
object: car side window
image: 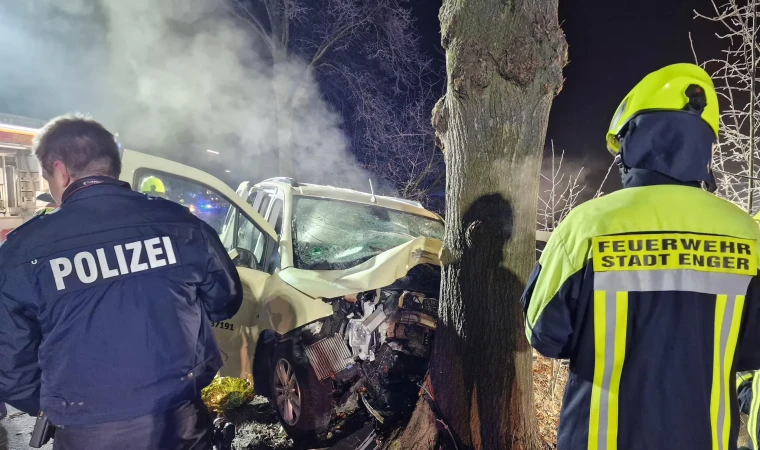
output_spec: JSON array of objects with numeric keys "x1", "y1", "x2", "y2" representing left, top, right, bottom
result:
[
  {"x1": 263, "y1": 199, "x2": 283, "y2": 273},
  {"x1": 134, "y1": 170, "x2": 271, "y2": 272},
  {"x1": 134, "y1": 171, "x2": 232, "y2": 234},
  {"x1": 235, "y1": 211, "x2": 279, "y2": 272},
  {"x1": 237, "y1": 211, "x2": 264, "y2": 264},
  {"x1": 268, "y1": 199, "x2": 284, "y2": 235},
  {"x1": 258, "y1": 195, "x2": 272, "y2": 216},
  {"x1": 248, "y1": 189, "x2": 272, "y2": 214}
]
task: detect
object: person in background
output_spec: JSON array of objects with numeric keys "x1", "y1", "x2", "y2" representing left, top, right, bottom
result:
[
  {"x1": 0, "y1": 192, "x2": 57, "y2": 421},
  {"x1": 140, "y1": 174, "x2": 167, "y2": 199},
  {"x1": 0, "y1": 114, "x2": 242, "y2": 449},
  {"x1": 522, "y1": 63, "x2": 760, "y2": 450},
  {"x1": 737, "y1": 371, "x2": 757, "y2": 450},
  {"x1": 32, "y1": 191, "x2": 58, "y2": 217}
]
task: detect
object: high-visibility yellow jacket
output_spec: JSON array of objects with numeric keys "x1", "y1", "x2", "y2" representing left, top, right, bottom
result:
[
  {"x1": 32, "y1": 206, "x2": 57, "y2": 217},
  {"x1": 738, "y1": 371, "x2": 760, "y2": 449},
  {"x1": 522, "y1": 183, "x2": 760, "y2": 450}
]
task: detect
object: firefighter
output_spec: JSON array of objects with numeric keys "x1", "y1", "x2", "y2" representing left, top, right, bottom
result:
[
  {"x1": 0, "y1": 114, "x2": 243, "y2": 449},
  {"x1": 737, "y1": 371, "x2": 757, "y2": 450},
  {"x1": 521, "y1": 63, "x2": 760, "y2": 450},
  {"x1": 140, "y1": 174, "x2": 167, "y2": 198},
  {"x1": 32, "y1": 191, "x2": 58, "y2": 217},
  {"x1": 737, "y1": 207, "x2": 760, "y2": 450}
]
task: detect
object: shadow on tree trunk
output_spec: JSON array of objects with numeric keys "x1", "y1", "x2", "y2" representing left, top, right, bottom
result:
[{"x1": 387, "y1": 194, "x2": 537, "y2": 450}]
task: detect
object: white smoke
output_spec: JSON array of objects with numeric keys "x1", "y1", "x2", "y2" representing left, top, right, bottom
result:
[{"x1": 0, "y1": 0, "x2": 373, "y2": 189}]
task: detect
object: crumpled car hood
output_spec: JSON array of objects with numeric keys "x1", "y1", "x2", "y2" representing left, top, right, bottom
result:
[{"x1": 278, "y1": 236, "x2": 442, "y2": 299}]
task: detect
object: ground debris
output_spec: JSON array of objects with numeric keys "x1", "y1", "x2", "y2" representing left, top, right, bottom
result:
[
  {"x1": 220, "y1": 356, "x2": 568, "y2": 450},
  {"x1": 203, "y1": 377, "x2": 256, "y2": 414},
  {"x1": 221, "y1": 396, "x2": 295, "y2": 450},
  {"x1": 532, "y1": 351, "x2": 568, "y2": 448}
]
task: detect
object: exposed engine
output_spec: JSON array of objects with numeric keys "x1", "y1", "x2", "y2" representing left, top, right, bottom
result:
[{"x1": 295, "y1": 263, "x2": 440, "y2": 422}]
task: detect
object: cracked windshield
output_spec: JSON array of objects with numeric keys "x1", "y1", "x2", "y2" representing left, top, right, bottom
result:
[{"x1": 294, "y1": 197, "x2": 444, "y2": 271}]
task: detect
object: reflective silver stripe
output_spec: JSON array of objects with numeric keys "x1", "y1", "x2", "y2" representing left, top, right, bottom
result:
[
  {"x1": 594, "y1": 270, "x2": 751, "y2": 295},
  {"x1": 716, "y1": 296, "x2": 735, "y2": 450},
  {"x1": 596, "y1": 291, "x2": 617, "y2": 450}
]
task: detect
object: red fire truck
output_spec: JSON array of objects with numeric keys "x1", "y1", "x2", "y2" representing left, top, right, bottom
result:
[{"x1": 0, "y1": 114, "x2": 48, "y2": 243}]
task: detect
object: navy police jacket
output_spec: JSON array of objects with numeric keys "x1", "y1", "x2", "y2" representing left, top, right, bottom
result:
[{"x1": 0, "y1": 177, "x2": 242, "y2": 426}]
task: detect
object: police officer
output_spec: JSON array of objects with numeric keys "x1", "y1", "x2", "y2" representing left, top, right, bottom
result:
[
  {"x1": 0, "y1": 114, "x2": 243, "y2": 449},
  {"x1": 522, "y1": 63, "x2": 760, "y2": 450},
  {"x1": 0, "y1": 192, "x2": 57, "y2": 423}
]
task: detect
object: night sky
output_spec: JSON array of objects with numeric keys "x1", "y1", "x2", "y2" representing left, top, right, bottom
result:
[
  {"x1": 412, "y1": 0, "x2": 724, "y2": 195},
  {"x1": 1, "y1": 1, "x2": 727, "y2": 198}
]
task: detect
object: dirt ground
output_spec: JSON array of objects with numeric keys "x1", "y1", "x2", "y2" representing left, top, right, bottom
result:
[
  {"x1": 0, "y1": 405, "x2": 53, "y2": 450},
  {"x1": 531, "y1": 352, "x2": 751, "y2": 448},
  {"x1": 0, "y1": 400, "x2": 289, "y2": 450},
  {"x1": 1, "y1": 363, "x2": 750, "y2": 450},
  {"x1": 224, "y1": 396, "x2": 295, "y2": 450},
  {"x1": 223, "y1": 396, "x2": 375, "y2": 450},
  {"x1": 532, "y1": 352, "x2": 569, "y2": 447}
]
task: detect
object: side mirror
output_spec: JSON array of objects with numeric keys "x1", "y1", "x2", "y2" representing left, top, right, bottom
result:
[{"x1": 232, "y1": 247, "x2": 258, "y2": 269}]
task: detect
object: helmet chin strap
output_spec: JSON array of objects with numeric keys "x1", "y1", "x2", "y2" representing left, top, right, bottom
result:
[
  {"x1": 614, "y1": 154, "x2": 629, "y2": 176},
  {"x1": 702, "y1": 166, "x2": 717, "y2": 193}
]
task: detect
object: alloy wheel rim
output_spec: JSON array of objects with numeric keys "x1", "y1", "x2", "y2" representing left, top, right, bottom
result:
[{"x1": 274, "y1": 358, "x2": 302, "y2": 426}]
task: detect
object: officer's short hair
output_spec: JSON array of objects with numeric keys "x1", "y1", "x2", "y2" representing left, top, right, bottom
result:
[{"x1": 33, "y1": 113, "x2": 121, "y2": 179}]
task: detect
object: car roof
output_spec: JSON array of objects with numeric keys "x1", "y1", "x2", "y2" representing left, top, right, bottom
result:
[{"x1": 256, "y1": 178, "x2": 442, "y2": 221}]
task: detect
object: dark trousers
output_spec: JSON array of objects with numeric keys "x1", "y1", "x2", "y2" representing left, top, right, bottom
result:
[{"x1": 53, "y1": 397, "x2": 213, "y2": 450}]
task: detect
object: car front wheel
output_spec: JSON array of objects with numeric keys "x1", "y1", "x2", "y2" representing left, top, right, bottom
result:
[{"x1": 269, "y1": 341, "x2": 333, "y2": 441}]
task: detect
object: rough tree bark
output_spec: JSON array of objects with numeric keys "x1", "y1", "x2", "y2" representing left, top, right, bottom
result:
[{"x1": 386, "y1": 1, "x2": 566, "y2": 449}]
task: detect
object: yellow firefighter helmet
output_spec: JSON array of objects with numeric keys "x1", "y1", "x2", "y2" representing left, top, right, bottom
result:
[
  {"x1": 140, "y1": 176, "x2": 166, "y2": 196},
  {"x1": 606, "y1": 63, "x2": 720, "y2": 155}
]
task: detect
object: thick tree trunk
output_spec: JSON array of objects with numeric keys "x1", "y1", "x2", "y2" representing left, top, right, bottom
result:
[
  {"x1": 273, "y1": 46, "x2": 294, "y2": 177},
  {"x1": 388, "y1": 1, "x2": 566, "y2": 449}
]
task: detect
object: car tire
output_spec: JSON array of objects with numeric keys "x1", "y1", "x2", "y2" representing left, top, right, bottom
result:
[
  {"x1": 253, "y1": 330, "x2": 280, "y2": 398},
  {"x1": 269, "y1": 340, "x2": 333, "y2": 441}
]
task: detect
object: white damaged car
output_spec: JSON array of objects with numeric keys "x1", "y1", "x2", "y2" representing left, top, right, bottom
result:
[{"x1": 120, "y1": 150, "x2": 444, "y2": 440}]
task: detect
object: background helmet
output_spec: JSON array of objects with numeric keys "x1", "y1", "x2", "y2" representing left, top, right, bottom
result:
[
  {"x1": 32, "y1": 206, "x2": 58, "y2": 217},
  {"x1": 606, "y1": 63, "x2": 719, "y2": 155},
  {"x1": 36, "y1": 192, "x2": 55, "y2": 204},
  {"x1": 140, "y1": 176, "x2": 166, "y2": 195}
]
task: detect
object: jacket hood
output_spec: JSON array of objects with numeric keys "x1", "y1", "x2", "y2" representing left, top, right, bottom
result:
[
  {"x1": 621, "y1": 168, "x2": 701, "y2": 189},
  {"x1": 620, "y1": 110, "x2": 715, "y2": 184}
]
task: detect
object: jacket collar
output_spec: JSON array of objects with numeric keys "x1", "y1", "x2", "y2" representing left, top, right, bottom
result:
[
  {"x1": 61, "y1": 176, "x2": 132, "y2": 205},
  {"x1": 622, "y1": 168, "x2": 701, "y2": 189}
]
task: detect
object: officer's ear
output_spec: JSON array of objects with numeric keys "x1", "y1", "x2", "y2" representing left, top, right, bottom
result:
[
  {"x1": 45, "y1": 161, "x2": 74, "y2": 204},
  {"x1": 50, "y1": 161, "x2": 72, "y2": 180}
]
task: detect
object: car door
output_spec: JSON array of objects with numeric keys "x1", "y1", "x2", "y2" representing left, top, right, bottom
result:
[{"x1": 120, "y1": 149, "x2": 277, "y2": 380}]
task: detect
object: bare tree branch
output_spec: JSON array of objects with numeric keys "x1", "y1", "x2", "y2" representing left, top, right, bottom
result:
[
  {"x1": 695, "y1": 0, "x2": 760, "y2": 213},
  {"x1": 592, "y1": 160, "x2": 616, "y2": 199},
  {"x1": 225, "y1": 0, "x2": 274, "y2": 50},
  {"x1": 537, "y1": 143, "x2": 587, "y2": 232},
  {"x1": 221, "y1": 0, "x2": 443, "y2": 205}
]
